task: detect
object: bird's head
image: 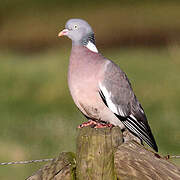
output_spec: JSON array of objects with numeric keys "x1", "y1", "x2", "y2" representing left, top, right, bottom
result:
[{"x1": 58, "y1": 18, "x2": 95, "y2": 46}]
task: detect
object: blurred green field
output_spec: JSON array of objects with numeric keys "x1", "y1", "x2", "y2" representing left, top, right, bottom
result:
[{"x1": 0, "y1": 46, "x2": 180, "y2": 179}]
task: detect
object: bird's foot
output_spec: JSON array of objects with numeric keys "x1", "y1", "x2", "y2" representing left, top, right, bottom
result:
[
  {"x1": 94, "y1": 122, "x2": 114, "y2": 129},
  {"x1": 78, "y1": 120, "x2": 97, "y2": 128},
  {"x1": 78, "y1": 120, "x2": 114, "y2": 128}
]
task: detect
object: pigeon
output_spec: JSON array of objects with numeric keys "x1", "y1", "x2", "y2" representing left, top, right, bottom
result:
[{"x1": 58, "y1": 18, "x2": 158, "y2": 152}]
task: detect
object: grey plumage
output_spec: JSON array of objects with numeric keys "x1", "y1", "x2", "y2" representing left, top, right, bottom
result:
[{"x1": 58, "y1": 18, "x2": 158, "y2": 152}]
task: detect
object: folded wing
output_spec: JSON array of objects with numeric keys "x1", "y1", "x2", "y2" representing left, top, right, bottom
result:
[{"x1": 99, "y1": 61, "x2": 158, "y2": 152}]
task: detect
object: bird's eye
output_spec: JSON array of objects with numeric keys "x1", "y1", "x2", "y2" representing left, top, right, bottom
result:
[{"x1": 74, "y1": 25, "x2": 78, "y2": 29}]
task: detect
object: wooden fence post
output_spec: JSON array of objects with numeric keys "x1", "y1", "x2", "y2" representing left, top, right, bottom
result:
[
  {"x1": 76, "y1": 126, "x2": 123, "y2": 180},
  {"x1": 26, "y1": 152, "x2": 76, "y2": 180},
  {"x1": 27, "y1": 126, "x2": 180, "y2": 180}
]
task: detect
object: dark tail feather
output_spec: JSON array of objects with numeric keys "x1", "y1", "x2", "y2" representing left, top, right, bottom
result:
[{"x1": 115, "y1": 114, "x2": 158, "y2": 152}]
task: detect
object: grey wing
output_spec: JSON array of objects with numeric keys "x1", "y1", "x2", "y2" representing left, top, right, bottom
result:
[{"x1": 99, "y1": 61, "x2": 158, "y2": 152}]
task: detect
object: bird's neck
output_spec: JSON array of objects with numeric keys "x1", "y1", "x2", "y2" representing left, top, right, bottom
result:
[
  {"x1": 82, "y1": 33, "x2": 96, "y2": 45},
  {"x1": 72, "y1": 33, "x2": 98, "y2": 53}
]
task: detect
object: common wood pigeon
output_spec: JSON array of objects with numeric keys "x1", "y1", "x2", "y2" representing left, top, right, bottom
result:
[{"x1": 58, "y1": 18, "x2": 158, "y2": 152}]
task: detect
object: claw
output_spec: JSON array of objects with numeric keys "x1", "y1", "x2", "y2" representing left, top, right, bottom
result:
[{"x1": 78, "y1": 120, "x2": 114, "y2": 129}]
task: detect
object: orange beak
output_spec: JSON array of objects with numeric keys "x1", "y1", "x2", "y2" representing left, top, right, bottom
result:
[{"x1": 58, "y1": 29, "x2": 69, "y2": 37}]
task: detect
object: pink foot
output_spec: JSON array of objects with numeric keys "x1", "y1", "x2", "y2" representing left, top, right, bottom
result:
[
  {"x1": 78, "y1": 120, "x2": 98, "y2": 128},
  {"x1": 94, "y1": 123, "x2": 114, "y2": 129},
  {"x1": 78, "y1": 120, "x2": 114, "y2": 129}
]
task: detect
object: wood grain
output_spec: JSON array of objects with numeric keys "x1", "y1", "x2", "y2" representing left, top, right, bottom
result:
[
  {"x1": 76, "y1": 126, "x2": 123, "y2": 180},
  {"x1": 26, "y1": 152, "x2": 76, "y2": 180}
]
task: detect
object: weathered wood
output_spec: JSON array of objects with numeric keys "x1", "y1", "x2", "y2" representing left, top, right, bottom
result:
[
  {"x1": 26, "y1": 152, "x2": 76, "y2": 180},
  {"x1": 26, "y1": 127, "x2": 180, "y2": 180},
  {"x1": 76, "y1": 126, "x2": 123, "y2": 180},
  {"x1": 114, "y1": 141, "x2": 180, "y2": 180}
]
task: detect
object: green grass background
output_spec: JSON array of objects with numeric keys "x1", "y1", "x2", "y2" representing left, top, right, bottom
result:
[
  {"x1": 0, "y1": 47, "x2": 180, "y2": 179},
  {"x1": 0, "y1": 1, "x2": 180, "y2": 179}
]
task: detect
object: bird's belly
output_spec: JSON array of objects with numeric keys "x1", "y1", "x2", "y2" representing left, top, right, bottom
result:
[
  {"x1": 68, "y1": 77, "x2": 125, "y2": 129},
  {"x1": 69, "y1": 77, "x2": 102, "y2": 119}
]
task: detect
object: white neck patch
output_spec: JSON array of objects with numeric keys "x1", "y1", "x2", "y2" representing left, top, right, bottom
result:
[{"x1": 85, "y1": 41, "x2": 98, "y2": 53}]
